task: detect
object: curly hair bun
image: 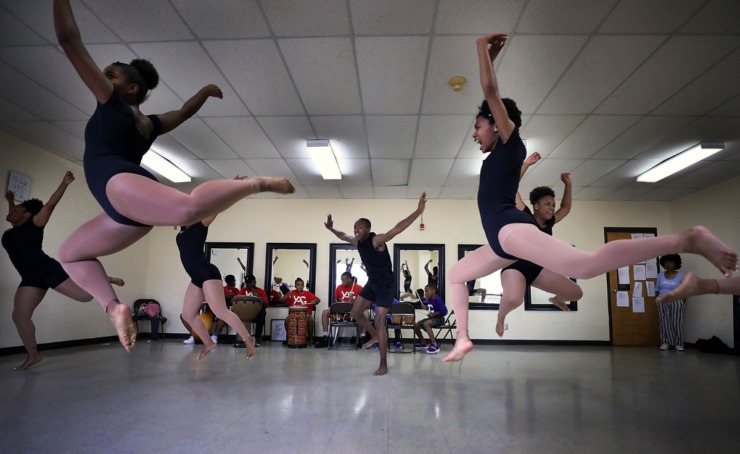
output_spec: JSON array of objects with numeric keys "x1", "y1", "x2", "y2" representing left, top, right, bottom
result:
[{"x1": 130, "y1": 59, "x2": 159, "y2": 90}]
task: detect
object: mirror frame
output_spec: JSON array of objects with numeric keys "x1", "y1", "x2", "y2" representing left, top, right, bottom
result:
[
  {"x1": 205, "y1": 242, "x2": 255, "y2": 285},
  {"x1": 393, "y1": 243, "x2": 445, "y2": 299},
  {"x1": 458, "y1": 244, "x2": 500, "y2": 310},
  {"x1": 524, "y1": 279, "x2": 578, "y2": 311},
  {"x1": 265, "y1": 243, "x2": 317, "y2": 300}
]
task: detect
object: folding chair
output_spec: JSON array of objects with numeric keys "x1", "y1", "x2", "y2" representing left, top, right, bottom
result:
[
  {"x1": 434, "y1": 310, "x2": 456, "y2": 343},
  {"x1": 328, "y1": 302, "x2": 360, "y2": 350}
]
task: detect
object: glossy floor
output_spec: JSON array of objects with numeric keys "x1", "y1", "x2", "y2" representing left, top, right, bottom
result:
[{"x1": 1, "y1": 341, "x2": 738, "y2": 454}]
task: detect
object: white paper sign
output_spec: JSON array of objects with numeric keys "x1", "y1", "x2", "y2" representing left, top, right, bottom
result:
[
  {"x1": 633, "y1": 264, "x2": 646, "y2": 281},
  {"x1": 646, "y1": 260, "x2": 658, "y2": 279},
  {"x1": 616, "y1": 291, "x2": 629, "y2": 307},
  {"x1": 632, "y1": 297, "x2": 645, "y2": 313},
  {"x1": 618, "y1": 267, "x2": 630, "y2": 285},
  {"x1": 644, "y1": 233, "x2": 655, "y2": 238},
  {"x1": 646, "y1": 281, "x2": 656, "y2": 297},
  {"x1": 633, "y1": 282, "x2": 643, "y2": 297},
  {"x1": 631, "y1": 233, "x2": 644, "y2": 240}
]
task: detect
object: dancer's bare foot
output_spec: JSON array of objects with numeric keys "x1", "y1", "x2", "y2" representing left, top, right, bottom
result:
[
  {"x1": 656, "y1": 272, "x2": 708, "y2": 302},
  {"x1": 443, "y1": 337, "x2": 474, "y2": 362},
  {"x1": 681, "y1": 226, "x2": 738, "y2": 276},
  {"x1": 373, "y1": 365, "x2": 388, "y2": 376},
  {"x1": 549, "y1": 297, "x2": 571, "y2": 311},
  {"x1": 495, "y1": 317, "x2": 506, "y2": 338},
  {"x1": 362, "y1": 337, "x2": 378, "y2": 349},
  {"x1": 245, "y1": 336, "x2": 257, "y2": 359},
  {"x1": 108, "y1": 302, "x2": 136, "y2": 352},
  {"x1": 256, "y1": 176, "x2": 295, "y2": 195},
  {"x1": 14, "y1": 354, "x2": 42, "y2": 371},
  {"x1": 108, "y1": 276, "x2": 125, "y2": 286},
  {"x1": 197, "y1": 342, "x2": 217, "y2": 360}
]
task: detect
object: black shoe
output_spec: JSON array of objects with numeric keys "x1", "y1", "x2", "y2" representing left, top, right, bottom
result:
[{"x1": 314, "y1": 336, "x2": 329, "y2": 348}]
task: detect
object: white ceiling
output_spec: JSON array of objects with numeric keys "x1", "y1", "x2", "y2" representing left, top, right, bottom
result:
[{"x1": 1, "y1": 0, "x2": 739, "y2": 201}]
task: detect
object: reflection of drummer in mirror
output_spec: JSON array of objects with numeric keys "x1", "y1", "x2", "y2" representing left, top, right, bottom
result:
[
  {"x1": 315, "y1": 272, "x2": 367, "y2": 348},
  {"x1": 281, "y1": 277, "x2": 320, "y2": 339}
]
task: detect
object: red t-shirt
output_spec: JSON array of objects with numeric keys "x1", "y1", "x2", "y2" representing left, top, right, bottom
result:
[
  {"x1": 334, "y1": 283, "x2": 363, "y2": 303},
  {"x1": 237, "y1": 287, "x2": 269, "y2": 304},
  {"x1": 285, "y1": 290, "x2": 319, "y2": 314},
  {"x1": 224, "y1": 285, "x2": 239, "y2": 297}
]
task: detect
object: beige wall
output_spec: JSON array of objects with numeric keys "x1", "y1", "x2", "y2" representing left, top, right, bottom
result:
[{"x1": 2, "y1": 131, "x2": 738, "y2": 348}]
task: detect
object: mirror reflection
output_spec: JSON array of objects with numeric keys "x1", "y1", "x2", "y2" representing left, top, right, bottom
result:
[
  {"x1": 330, "y1": 245, "x2": 368, "y2": 290},
  {"x1": 265, "y1": 243, "x2": 317, "y2": 303},
  {"x1": 205, "y1": 242, "x2": 254, "y2": 287},
  {"x1": 393, "y1": 244, "x2": 445, "y2": 300},
  {"x1": 458, "y1": 244, "x2": 501, "y2": 310}
]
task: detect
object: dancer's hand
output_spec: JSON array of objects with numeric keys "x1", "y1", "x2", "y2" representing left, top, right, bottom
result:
[
  {"x1": 62, "y1": 171, "x2": 75, "y2": 185},
  {"x1": 477, "y1": 33, "x2": 507, "y2": 62},
  {"x1": 560, "y1": 173, "x2": 571, "y2": 185},
  {"x1": 234, "y1": 174, "x2": 245, "y2": 180},
  {"x1": 524, "y1": 152, "x2": 541, "y2": 167},
  {"x1": 417, "y1": 192, "x2": 427, "y2": 214},
  {"x1": 204, "y1": 84, "x2": 223, "y2": 99},
  {"x1": 324, "y1": 214, "x2": 334, "y2": 230},
  {"x1": 5, "y1": 190, "x2": 14, "y2": 202}
]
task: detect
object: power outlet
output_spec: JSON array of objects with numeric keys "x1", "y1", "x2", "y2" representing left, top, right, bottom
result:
[{"x1": 504, "y1": 323, "x2": 508, "y2": 330}]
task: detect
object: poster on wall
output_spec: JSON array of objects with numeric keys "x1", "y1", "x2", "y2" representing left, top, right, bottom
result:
[{"x1": 7, "y1": 171, "x2": 32, "y2": 201}]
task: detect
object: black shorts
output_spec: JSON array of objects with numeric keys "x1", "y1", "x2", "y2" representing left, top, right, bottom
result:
[
  {"x1": 502, "y1": 260, "x2": 543, "y2": 286},
  {"x1": 19, "y1": 257, "x2": 69, "y2": 290},
  {"x1": 359, "y1": 280, "x2": 395, "y2": 308},
  {"x1": 187, "y1": 263, "x2": 222, "y2": 288}
]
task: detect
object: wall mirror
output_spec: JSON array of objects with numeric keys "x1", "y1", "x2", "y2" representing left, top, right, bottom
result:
[
  {"x1": 458, "y1": 244, "x2": 501, "y2": 310},
  {"x1": 525, "y1": 280, "x2": 578, "y2": 311},
  {"x1": 205, "y1": 242, "x2": 254, "y2": 287},
  {"x1": 265, "y1": 243, "x2": 317, "y2": 303},
  {"x1": 393, "y1": 244, "x2": 445, "y2": 299},
  {"x1": 328, "y1": 244, "x2": 368, "y2": 302}
]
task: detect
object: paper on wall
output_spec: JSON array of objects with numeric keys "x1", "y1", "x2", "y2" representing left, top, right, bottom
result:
[
  {"x1": 633, "y1": 264, "x2": 646, "y2": 281},
  {"x1": 646, "y1": 281, "x2": 656, "y2": 297},
  {"x1": 616, "y1": 291, "x2": 629, "y2": 307},
  {"x1": 631, "y1": 233, "x2": 644, "y2": 240},
  {"x1": 618, "y1": 266, "x2": 630, "y2": 285},
  {"x1": 632, "y1": 297, "x2": 645, "y2": 313},
  {"x1": 646, "y1": 260, "x2": 658, "y2": 279},
  {"x1": 633, "y1": 282, "x2": 643, "y2": 296}
]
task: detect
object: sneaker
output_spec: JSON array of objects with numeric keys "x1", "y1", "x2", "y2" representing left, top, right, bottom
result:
[
  {"x1": 676, "y1": 345, "x2": 684, "y2": 351},
  {"x1": 415, "y1": 342, "x2": 429, "y2": 350},
  {"x1": 427, "y1": 343, "x2": 440, "y2": 354},
  {"x1": 183, "y1": 336, "x2": 195, "y2": 344},
  {"x1": 394, "y1": 341, "x2": 403, "y2": 349},
  {"x1": 659, "y1": 343, "x2": 668, "y2": 350},
  {"x1": 255, "y1": 343, "x2": 261, "y2": 348},
  {"x1": 210, "y1": 334, "x2": 218, "y2": 343}
]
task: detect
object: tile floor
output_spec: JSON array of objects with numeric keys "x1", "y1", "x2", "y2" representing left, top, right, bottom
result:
[{"x1": 1, "y1": 341, "x2": 738, "y2": 454}]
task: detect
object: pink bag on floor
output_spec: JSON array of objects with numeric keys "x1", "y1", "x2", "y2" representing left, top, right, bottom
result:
[{"x1": 142, "y1": 302, "x2": 160, "y2": 317}]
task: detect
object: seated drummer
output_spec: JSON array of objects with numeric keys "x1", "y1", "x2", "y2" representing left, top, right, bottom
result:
[
  {"x1": 413, "y1": 284, "x2": 448, "y2": 354},
  {"x1": 212, "y1": 274, "x2": 240, "y2": 342},
  {"x1": 236, "y1": 274, "x2": 269, "y2": 347},
  {"x1": 282, "y1": 277, "x2": 320, "y2": 336},
  {"x1": 315, "y1": 272, "x2": 365, "y2": 348}
]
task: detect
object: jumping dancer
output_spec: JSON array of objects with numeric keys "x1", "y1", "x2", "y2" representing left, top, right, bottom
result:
[
  {"x1": 53, "y1": 0, "x2": 294, "y2": 352},
  {"x1": 3, "y1": 171, "x2": 124, "y2": 370},
  {"x1": 324, "y1": 193, "x2": 427, "y2": 376},
  {"x1": 444, "y1": 33, "x2": 737, "y2": 362},
  {"x1": 496, "y1": 152, "x2": 581, "y2": 337}
]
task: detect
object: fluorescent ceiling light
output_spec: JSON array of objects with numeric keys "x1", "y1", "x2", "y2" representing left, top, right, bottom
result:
[
  {"x1": 637, "y1": 141, "x2": 724, "y2": 183},
  {"x1": 141, "y1": 150, "x2": 192, "y2": 183},
  {"x1": 307, "y1": 139, "x2": 342, "y2": 180}
]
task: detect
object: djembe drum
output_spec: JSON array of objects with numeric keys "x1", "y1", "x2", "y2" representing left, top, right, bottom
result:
[
  {"x1": 287, "y1": 306, "x2": 309, "y2": 348},
  {"x1": 231, "y1": 295, "x2": 263, "y2": 347},
  {"x1": 192, "y1": 303, "x2": 214, "y2": 343}
]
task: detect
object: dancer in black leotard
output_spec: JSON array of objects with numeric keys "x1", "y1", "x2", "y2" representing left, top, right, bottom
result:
[
  {"x1": 324, "y1": 193, "x2": 426, "y2": 376},
  {"x1": 53, "y1": 0, "x2": 294, "y2": 351},
  {"x1": 2, "y1": 172, "x2": 123, "y2": 370},
  {"x1": 496, "y1": 152, "x2": 582, "y2": 337},
  {"x1": 444, "y1": 33, "x2": 737, "y2": 362},
  {"x1": 177, "y1": 193, "x2": 256, "y2": 360}
]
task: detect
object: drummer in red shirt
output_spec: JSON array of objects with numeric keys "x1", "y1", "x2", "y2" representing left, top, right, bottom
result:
[
  {"x1": 281, "y1": 277, "x2": 320, "y2": 340},
  {"x1": 236, "y1": 274, "x2": 269, "y2": 347},
  {"x1": 315, "y1": 272, "x2": 364, "y2": 348}
]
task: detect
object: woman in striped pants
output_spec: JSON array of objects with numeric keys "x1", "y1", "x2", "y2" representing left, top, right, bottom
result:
[{"x1": 655, "y1": 254, "x2": 686, "y2": 351}]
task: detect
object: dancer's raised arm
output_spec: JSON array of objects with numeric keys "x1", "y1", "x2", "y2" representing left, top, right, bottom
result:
[
  {"x1": 373, "y1": 192, "x2": 426, "y2": 247},
  {"x1": 554, "y1": 173, "x2": 572, "y2": 223},
  {"x1": 477, "y1": 33, "x2": 515, "y2": 143},
  {"x1": 325, "y1": 214, "x2": 356, "y2": 244},
  {"x1": 515, "y1": 152, "x2": 541, "y2": 210},
  {"x1": 157, "y1": 84, "x2": 223, "y2": 134},
  {"x1": 34, "y1": 171, "x2": 75, "y2": 227},
  {"x1": 54, "y1": 0, "x2": 113, "y2": 103}
]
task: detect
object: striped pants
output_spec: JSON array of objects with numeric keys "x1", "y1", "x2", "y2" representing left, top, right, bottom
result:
[{"x1": 657, "y1": 299, "x2": 684, "y2": 347}]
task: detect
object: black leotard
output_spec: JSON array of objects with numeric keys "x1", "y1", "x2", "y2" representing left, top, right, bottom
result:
[
  {"x1": 176, "y1": 222, "x2": 221, "y2": 288},
  {"x1": 356, "y1": 233, "x2": 395, "y2": 308},
  {"x1": 84, "y1": 90, "x2": 162, "y2": 227},
  {"x1": 477, "y1": 128, "x2": 537, "y2": 260},
  {"x1": 502, "y1": 207, "x2": 556, "y2": 285},
  {"x1": 2, "y1": 220, "x2": 69, "y2": 289}
]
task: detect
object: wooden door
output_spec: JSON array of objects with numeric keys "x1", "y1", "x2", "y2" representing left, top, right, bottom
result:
[{"x1": 605, "y1": 228, "x2": 660, "y2": 346}]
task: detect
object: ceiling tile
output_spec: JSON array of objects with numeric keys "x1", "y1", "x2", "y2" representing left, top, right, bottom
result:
[
  {"x1": 0, "y1": 96, "x2": 38, "y2": 121},
  {"x1": 371, "y1": 159, "x2": 410, "y2": 186},
  {"x1": 172, "y1": 0, "x2": 269, "y2": 39},
  {"x1": 407, "y1": 186, "x2": 440, "y2": 199},
  {"x1": 0, "y1": 7, "x2": 46, "y2": 45},
  {"x1": 445, "y1": 159, "x2": 483, "y2": 186},
  {"x1": 258, "y1": 116, "x2": 315, "y2": 159},
  {"x1": 285, "y1": 158, "x2": 329, "y2": 186},
  {"x1": 170, "y1": 159, "x2": 223, "y2": 181},
  {"x1": 589, "y1": 159, "x2": 662, "y2": 188},
  {"x1": 520, "y1": 158, "x2": 582, "y2": 189},
  {"x1": 517, "y1": 0, "x2": 617, "y2": 33},
  {"x1": 599, "y1": 0, "x2": 705, "y2": 33},
  {"x1": 310, "y1": 116, "x2": 369, "y2": 159},
  {"x1": 599, "y1": 186, "x2": 652, "y2": 201},
  {"x1": 356, "y1": 37, "x2": 429, "y2": 114},
  {"x1": 549, "y1": 115, "x2": 641, "y2": 159},
  {"x1": 350, "y1": 0, "x2": 434, "y2": 35},
  {"x1": 415, "y1": 116, "x2": 471, "y2": 158},
  {"x1": 150, "y1": 135, "x2": 200, "y2": 162},
  {"x1": 1, "y1": 121, "x2": 85, "y2": 161},
  {"x1": 337, "y1": 158, "x2": 372, "y2": 186},
  {"x1": 439, "y1": 186, "x2": 476, "y2": 199},
  {"x1": 572, "y1": 186, "x2": 616, "y2": 200},
  {"x1": 339, "y1": 186, "x2": 374, "y2": 199},
  {"x1": 305, "y1": 185, "x2": 342, "y2": 199},
  {"x1": 435, "y1": 0, "x2": 523, "y2": 34},
  {"x1": 84, "y1": 0, "x2": 194, "y2": 41},
  {"x1": 593, "y1": 116, "x2": 696, "y2": 160},
  {"x1": 408, "y1": 158, "x2": 454, "y2": 187},
  {"x1": 166, "y1": 118, "x2": 237, "y2": 160},
  {"x1": 519, "y1": 115, "x2": 585, "y2": 158},
  {"x1": 632, "y1": 186, "x2": 694, "y2": 202},
  {"x1": 366, "y1": 115, "x2": 417, "y2": 158},
  {"x1": 373, "y1": 186, "x2": 408, "y2": 199},
  {"x1": 261, "y1": 0, "x2": 350, "y2": 37},
  {"x1": 204, "y1": 40, "x2": 304, "y2": 115},
  {"x1": 279, "y1": 38, "x2": 361, "y2": 115},
  {"x1": 204, "y1": 159, "x2": 257, "y2": 180},
  {"x1": 681, "y1": 0, "x2": 740, "y2": 34},
  {"x1": 243, "y1": 159, "x2": 300, "y2": 185},
  {"x1": 421, "y1": 36, "x2": 482, "y2": 115},
  {"x1": 204, "y1": 117, "x2": 280, "y2": 159},
  {"x1": 569, "y1": 159, "x2": 626, "y2": 186}
]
